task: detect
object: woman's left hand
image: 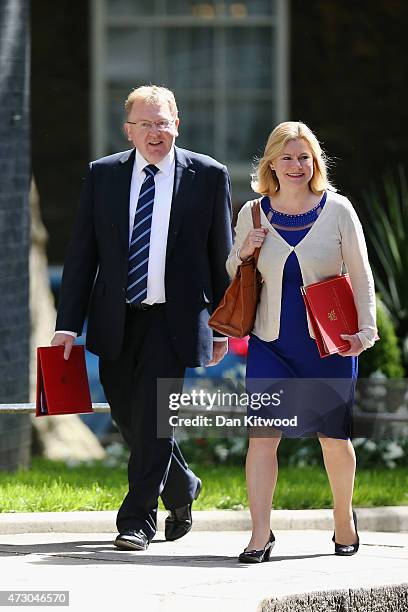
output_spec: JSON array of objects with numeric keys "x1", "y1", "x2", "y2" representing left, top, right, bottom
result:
[{"x1": 338, "y1": 333, "x2": 364, "y2": 357}]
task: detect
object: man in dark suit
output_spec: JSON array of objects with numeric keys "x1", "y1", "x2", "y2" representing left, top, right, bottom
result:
[{"x1": 52, "y1": 85, "x2": 232, "y2": 551}]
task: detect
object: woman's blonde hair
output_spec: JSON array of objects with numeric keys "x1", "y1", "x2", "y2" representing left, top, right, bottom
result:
[
  {"x1": 251, "y1": 121, "x2": 335, "y2": 195},
  {"x1": 124, "y1": 85, "x2": 178, "y2": 118}
]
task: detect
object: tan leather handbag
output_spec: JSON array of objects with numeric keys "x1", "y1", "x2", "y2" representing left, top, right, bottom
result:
[{"x1": 209, "y1": 200, "x2": 263, "y2": 338}]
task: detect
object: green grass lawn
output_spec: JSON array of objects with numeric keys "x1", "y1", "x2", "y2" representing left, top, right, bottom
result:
[{"x1": 0, "y1": 458, "x2": 406, "y2": 513}]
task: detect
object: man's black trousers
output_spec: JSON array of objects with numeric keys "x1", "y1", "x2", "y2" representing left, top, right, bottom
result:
[{"x1": 99, "y1": 304, "x2": 199, "y2": 540}]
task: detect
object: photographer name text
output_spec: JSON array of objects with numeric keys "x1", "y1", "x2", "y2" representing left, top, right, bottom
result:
[{"x1": 168, "y1": 415, "x2": 298, "y2": 427}]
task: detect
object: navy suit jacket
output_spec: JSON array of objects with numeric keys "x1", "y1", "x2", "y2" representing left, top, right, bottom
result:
[{"x1": 56, "y1": 146, "x2": 233, "y2": 367}]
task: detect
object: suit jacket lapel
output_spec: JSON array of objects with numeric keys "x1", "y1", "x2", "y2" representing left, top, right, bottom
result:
[
  {"x1": 115, "y1": 148, "x2": 135, "y2": 254},
  {"x1": 166, "y1": 147, "x2": 195, "y2": 260}
]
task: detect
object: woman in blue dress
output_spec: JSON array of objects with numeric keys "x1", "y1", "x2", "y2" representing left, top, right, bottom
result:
[{"x1": 226, "y1": 122, "x2": 377, "y2": 563}]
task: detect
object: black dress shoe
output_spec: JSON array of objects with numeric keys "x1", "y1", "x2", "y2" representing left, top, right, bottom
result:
[
  {"x1": 165, "y1": 478, "x2": 202, "y2": 541},
  {"x1": 114, "y1": 529, "x2": 150, "y2": 551},
  {"x1": 332, "y1": 509, "x2": 359, "y2": 556},
  {"x1": 238, "y1": 530, "x2": 275, "y2": 563}
]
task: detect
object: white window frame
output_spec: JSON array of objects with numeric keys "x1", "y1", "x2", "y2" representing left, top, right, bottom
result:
[{"x1": 90, "y1": 0, "x2": 289, "y2": 185}]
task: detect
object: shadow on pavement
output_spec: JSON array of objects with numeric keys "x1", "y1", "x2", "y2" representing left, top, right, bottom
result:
[{"x1": 0, "y1": 539, "x2": 333, "y2": 567}]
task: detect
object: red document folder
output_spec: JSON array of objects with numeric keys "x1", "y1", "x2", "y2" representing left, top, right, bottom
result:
[
  {"x1": 36, "y1": 346, "x2": 93, "y2": 416},
  {"x1": 301, "y1": 274, "x2": 377, "y2": 358}
]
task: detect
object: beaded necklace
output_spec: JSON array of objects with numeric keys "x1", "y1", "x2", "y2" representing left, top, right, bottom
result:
[{"x1": 262, "y1": 192, "x2": 327, "y2": 229}]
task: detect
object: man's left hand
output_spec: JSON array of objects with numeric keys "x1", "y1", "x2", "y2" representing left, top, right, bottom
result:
[
  {"x1": 338, "y1": 333, "x2": 364, "y2": 357},
  {"x1": 206, "y1": 339, "x2": 228, "y2": 366}
]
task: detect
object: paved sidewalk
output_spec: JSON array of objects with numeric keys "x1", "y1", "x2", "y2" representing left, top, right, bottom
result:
[{"x1": 0, "y1": 529, "x2": 407, "y2": 611}]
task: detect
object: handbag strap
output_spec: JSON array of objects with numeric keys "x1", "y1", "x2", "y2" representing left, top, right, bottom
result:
[{"x1": 250, "y1": 199, "x2": 262, "y2": 265}]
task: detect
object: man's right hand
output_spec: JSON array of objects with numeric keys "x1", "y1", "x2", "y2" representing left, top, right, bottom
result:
[{"x1": 51, "y1": 333, "x2": 75, "y2": 360}]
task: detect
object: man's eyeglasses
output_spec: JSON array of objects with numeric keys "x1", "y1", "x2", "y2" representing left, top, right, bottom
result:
[{"x1": 126, "y1": 119, "x2": 176, "y2": 132}]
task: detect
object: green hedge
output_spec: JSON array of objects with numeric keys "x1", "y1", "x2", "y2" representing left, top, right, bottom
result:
[
  {"x1": 178, "y1": 436, "x2": 408, "y2": 469},
  {"x1": 358, "y1": 295, "x2": 404, "y2": 378}
]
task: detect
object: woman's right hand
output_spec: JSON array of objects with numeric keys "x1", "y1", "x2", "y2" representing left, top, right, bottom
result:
[{"x1": 239, "y1": 227, "x2": 268, "y2": 260}]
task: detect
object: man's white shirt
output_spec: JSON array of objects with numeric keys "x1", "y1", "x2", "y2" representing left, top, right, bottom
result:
[{"x1": 130, "y1": 148, "x2": 174, "y2": 305}]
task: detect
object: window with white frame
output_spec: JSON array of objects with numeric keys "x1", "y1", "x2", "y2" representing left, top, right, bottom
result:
[{"x1": 91, "y1": 0, "x2": 288, "y2": 198}]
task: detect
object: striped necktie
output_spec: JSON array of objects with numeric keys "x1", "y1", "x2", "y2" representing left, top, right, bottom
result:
[{"x1": 126, "y1": 164, "x2": 159, "y2": 304}]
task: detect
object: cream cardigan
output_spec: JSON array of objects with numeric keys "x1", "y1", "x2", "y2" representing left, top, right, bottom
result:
[{"x1": 226, "y1": 191, "x2": 377, "y2": 350}]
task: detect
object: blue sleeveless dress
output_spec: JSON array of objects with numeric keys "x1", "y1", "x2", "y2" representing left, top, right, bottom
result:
[{"x1": 246, "y1": 193, "x2": 357, "y2": 439}]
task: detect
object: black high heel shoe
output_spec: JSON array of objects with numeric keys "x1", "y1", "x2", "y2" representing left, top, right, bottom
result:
[
  {"x1": 332, "y1": 509, "x2": 359, "y2": 556},
  {"x1": 238, "y1": 530, "x2": 275, "y2": 563}
]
